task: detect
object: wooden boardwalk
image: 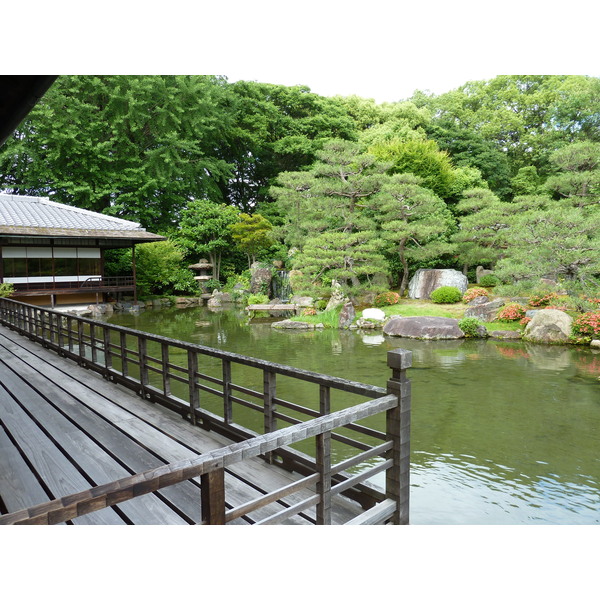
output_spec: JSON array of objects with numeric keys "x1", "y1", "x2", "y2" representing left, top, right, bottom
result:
[{"x1": 0, "y1": 325, "x2": 364, "y2": 524}]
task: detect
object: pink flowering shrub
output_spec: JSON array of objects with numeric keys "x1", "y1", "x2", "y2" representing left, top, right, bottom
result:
[
  {"x1": 496, "y1": 303, "x2": 526, "y2": 322},
  {"x1": 301, "y1": 307, "x2": 317, "y2": 316},
  {"x1": 520, "y1": 316, "x2": 532, "y2": 326},
  {"x1": 582, "y1": 296, "x2": 600, "y2": 307},
  {"x1": 528, "y1": 292, "x2": 559, "y2": 307},
  {"x1": 463, "y1": 287, "x2": 489, "y2": 303},
  {"x1": 374, "y1": 291, "x2": 400, "y2": 307},
  {"x1": 571, "y1": 311, "x2": 600, "y2": 338}
]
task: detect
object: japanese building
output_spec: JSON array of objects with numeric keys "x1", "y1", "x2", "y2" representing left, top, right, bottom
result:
[{"x1": 0, "y1": 193, "x2": 165, "y2": 306}]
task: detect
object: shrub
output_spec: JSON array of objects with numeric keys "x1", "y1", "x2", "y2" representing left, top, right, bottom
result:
[
  {"x1": 572, "y1": 311, "x2": 600, "y2": 338},
  {"x1": 479, "y1": 274, "x2": 500, "y2": 287},
  {"x1": 520, "y1": 317, "x2": 532, "y2": 326},
  {"x1": 222, "y1": 273, "x2": 250, "y2": 292},
  {"x1": 529, "y1": 292, "x2": 559, "y2": 307},
  {"x1": 0, "y1": 282, "x2": 14, "y2": 298},
  {"x1": 496, "y1": 303, "x2": 526, "y2": 322},
  {"x1": 458, "y1": 317, "x2": 484, "y2": 337},
  {"x1": 315, "y1": 299, "x2": 328, "y2": 311},
  {"x1": 301, "y1": 307, "x2": 317, "y2": 316},
  {"x1": 462, "y1": 287, "x2": 489, "y2": 303},
  {"x1": 245, "y1": 293, "x2": 269, "y2": 306},
  {"x1": 374, "y1": 291, "x2": 400, "y2": 307},
  {"x1": 203, "y1": 278, "x2": 222, "y2": 293},
  {"x1": 430, "y1": 286, "x2": 462, "y2": 304}
]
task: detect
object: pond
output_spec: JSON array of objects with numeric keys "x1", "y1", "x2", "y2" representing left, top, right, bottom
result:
[{"x1": 106, "y1": 305, "x2": 600, "y2": 525}]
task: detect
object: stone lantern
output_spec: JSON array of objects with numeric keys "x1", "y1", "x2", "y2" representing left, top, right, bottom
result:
[{"x1": 188, "y1": 259, "x2": 214, "y2": 284}]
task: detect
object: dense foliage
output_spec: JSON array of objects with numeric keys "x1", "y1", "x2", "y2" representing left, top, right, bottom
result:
[
  {"x1": 430, "y1": 286, "x2": 462, "y2": 304},
  {"x1": 2, "y1": 74, "x2": 600, "y2": 296}
]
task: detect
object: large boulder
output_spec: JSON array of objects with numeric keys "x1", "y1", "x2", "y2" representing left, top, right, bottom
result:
[
  {"x1": 362, "y1": 308, "x2": 386, "y2": 321},
  {"x1": 338, "y1": 302, "x2": 356, "y2": 329},
  {"x1": 524, "y1": 309, "x2": 573, "y2": 344},
  {"x1": 408, "y1": 269, "x2": 468, "y2": 299},
  {"x1": 383, "y1": 316, "x2": 465, "y2": 339},
  {"x1": 464, "y1": 298, "x2": 506, "y2": 322},
  {"x1": 476, "y1": 266, "x2": 494, "y2": 283},
  {"x1": 326, "y1": 280, "x2": 349, "y2": 311},
  {"x1": 250, "y1": 262, "x2": 273, "y2": 295},
  {"x1": 290, "y1": 296, "x2": 314, "y2": 307}
]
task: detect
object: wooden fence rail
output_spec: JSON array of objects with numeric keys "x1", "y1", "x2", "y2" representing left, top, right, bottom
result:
[{"x1": 0, "y1": 298, "x2": 411, "y2": 524}]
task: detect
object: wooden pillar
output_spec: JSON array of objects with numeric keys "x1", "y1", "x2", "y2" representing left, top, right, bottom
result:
[
  {"x1": 263, "y1": 370, "x2": 276, "y2": 463},
  {"x1": 222, "y1": 359, "x2": 232, "y2": 424},
  {"x1": 201, "y1": 469, "x2": 226, "y2": 524},
  {"x1": 386, "y1": 348, "x2": 412, "y2": 525},
  {"x1": 316, "y1": 384, "x2": 332, "y2": 524}
]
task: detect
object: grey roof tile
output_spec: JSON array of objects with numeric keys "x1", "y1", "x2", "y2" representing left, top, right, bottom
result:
[{"x1": 0, "y1": 193, "x2": 146, "y2": 232}]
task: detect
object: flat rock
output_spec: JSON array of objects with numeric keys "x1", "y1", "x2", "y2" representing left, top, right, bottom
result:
[
  {"x1": 271, "y1": 320, "x2": 315, "y2": 329},
  {"x1": 489, "y1": 330, "x2": 522, "y2": 340},
  {"x1": 464, "y1": 298, "x2": 506, "y2": 322},
  {"x1": 383, "y1": 316, "x2": 465, "y2": 339}
]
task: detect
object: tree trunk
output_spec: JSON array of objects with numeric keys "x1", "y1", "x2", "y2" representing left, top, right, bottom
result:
[{"x1": 398, "y1": 242, "x2": 409, "y2": 296}]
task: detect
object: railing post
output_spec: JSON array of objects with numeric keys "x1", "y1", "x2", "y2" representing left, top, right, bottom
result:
[
  {"x1": 161, "y1": 342, "x2": 171, "y2": 397},
  {"x1": 188, "y1": 349, "x2": 199, "y2": 426},
  {"x1": 119, "y1": 331, "x2": 128, "y2": 378},
  {"x1": 90, "y1": 322, "x2": 97, "y2": 363},
  {"x1": 263, "y1": 370, "x2": 276, "y2": 463},
  {"x1": 316, "y1": 384, "x2": 332, "y2": 524},
  {"x1": 103, "y1": 326, "x2": 112, "y2": 372},
  {"x1": 138, "y1": 336, "x2": 149, "y2": 397},
  {"x1": 222, "y1": 359, "x2": 232, "y2": 424},
  {"x1": 386, "y1": 348, "x2": 411, "y2": 525},
  {"x1": 201, "y1": 468, "x2": 226, "y2": 525},
  {"x1": 77, "y1": 319, "x2": 85, "y2": 363}
]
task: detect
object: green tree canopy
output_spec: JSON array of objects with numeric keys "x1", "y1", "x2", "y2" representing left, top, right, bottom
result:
[
  {"x1": 0, "y1": 75, "x2": 235, "y2": 229},
  {"x1": 369, "y1": 138, "x2": 456, "y2": 199},
  {"x1": 269, "y1": 140, "x2": 389, "y2": 288},
  {"x1": 230, "y1": 213, "x2": 274, "y2": 268},
  {"x1": 135, "y1": 240, "x2": 198, "y2": 297},
  {"x1": 375, "y1": 173, "x2": 455, "y2": 294},
  {"x1": 177, "y1": 199, "x2": 240, "y2": 282}
]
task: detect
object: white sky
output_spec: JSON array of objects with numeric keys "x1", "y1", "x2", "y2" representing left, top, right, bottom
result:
[{"x1": 6, "y1": 1, "x2": 599, "y2": 103}]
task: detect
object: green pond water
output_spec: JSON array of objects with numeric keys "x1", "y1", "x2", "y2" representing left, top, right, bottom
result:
[{"x1": 106, "y1": 305, "x2": 600, "y2": 525}]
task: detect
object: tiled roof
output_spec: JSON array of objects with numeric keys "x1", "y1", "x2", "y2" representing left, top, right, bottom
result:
[
  {"x1": 0, "y1": 193, "x2": 165, "y2": 241},
  {"x1": 0, "y1": 194, "x2": 143, "y2": 230}
]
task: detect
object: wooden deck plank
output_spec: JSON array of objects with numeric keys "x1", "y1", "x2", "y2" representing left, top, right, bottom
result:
[
  {"x1": 0, "y1": 366, "x2": 187, "y2": 525},
  {"x1": 0, "y1": 348, "x2": 204, "y2": 523},
  {"x1": 0, "y1": 385, "x2": 125, "y2": 525},
  {"x1": 0, "y1": 335, "x2": 315, "y2": 524},
  {"x1": 0, "y1": 327, "x2": 363, "y2": 525},
  {"x1": 0, "y1": 426, "x2": 53, "y2": 515}
]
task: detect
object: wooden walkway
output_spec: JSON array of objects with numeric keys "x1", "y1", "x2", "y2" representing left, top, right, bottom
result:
[{"x1": 0, "y1": 326, "x2": 363, "y2": 524}]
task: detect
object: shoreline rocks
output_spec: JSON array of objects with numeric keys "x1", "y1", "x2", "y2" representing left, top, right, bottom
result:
[{"x1": 383, "y1": 316, "x2": 465, "y2": 340}]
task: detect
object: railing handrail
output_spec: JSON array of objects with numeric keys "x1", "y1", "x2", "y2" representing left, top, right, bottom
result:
[
  {"x1": 0, "y1": 393, "x2": 398, "y2": 525},
  {"x1": 0, "y1": 297, "x2": 411, "y2": 525},
  {"x1": 0, "y1": 297, "x2": 385, "y2": 397}
]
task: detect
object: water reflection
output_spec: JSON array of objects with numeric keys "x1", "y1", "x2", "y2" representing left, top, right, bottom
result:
[{"x1": 107, "y1": 306, "x2": 600, "y2": 524}]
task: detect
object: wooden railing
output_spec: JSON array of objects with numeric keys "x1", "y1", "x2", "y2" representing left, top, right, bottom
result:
[
  {"x1": 0, "y1": 298, "x2": 411, "y2": 525},
  {"x1": 9, "y1": 276, "x2": 135, "y2": 294}
]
